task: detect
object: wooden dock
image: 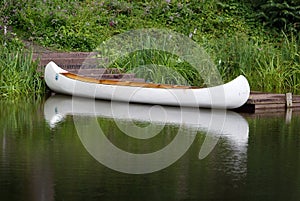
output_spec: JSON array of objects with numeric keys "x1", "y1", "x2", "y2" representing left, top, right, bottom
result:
[
  {"x1": 34, "y1": 52, "x2": 300, "y2": 114},
  {"x1": 236, "y1": 92, "x2": 300, "y2": 113}
]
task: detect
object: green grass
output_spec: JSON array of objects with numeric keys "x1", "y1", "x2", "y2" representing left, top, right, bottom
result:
[
  {"x1": 99, "y1": 31, "x2": 300, "y2": 93},
  {"x1": 111, "y1": 50, "x2": 203, "y2": 86},
  {"x1": 0, "y1": 46, "x2": 45, "y2": 98},
  {"x1": 209, "y1": 33, "x2": 300, "y2": 94}
]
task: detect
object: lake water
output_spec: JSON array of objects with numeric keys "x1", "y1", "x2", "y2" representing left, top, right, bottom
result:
[{"x1": 1, "y1": 95, "x2": 300, "y2": 201}]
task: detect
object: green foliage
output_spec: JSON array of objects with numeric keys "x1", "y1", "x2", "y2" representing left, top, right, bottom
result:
[
  {"x1": 111, "y1": 50, "x2": 203, "y2": 86},
  {"x1": 254, "y1": 0, "x2": 300, "y2": 32},
  {"x1": 0, "y1": 98, "x2": 44, "y2": 134},
  {"x1": 209, "y1": 33, "x2": 300, "y2": 93},
  {"x1": 0, "y1": 0, "x2": 299, "y2": 94},
  {"x1": 1, "y1": 0, "x2": 260, "y2": 51},
  {"x1": 0, "y1": 46, "x2": 45, "y2": 98}
]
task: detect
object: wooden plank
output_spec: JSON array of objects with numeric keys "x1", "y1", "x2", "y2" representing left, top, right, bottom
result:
[
  {"x1": 247, "y1": 94, "x2": 285, "y2": 104},
  {"x1": 254, "y1": 103, "x2": 287, "y2": 109},
  {"x1": 246, "y1": 92, "x2": 300, "y2": 104},
  {"x1": 36, "y1": 58, "x2": 106, "y2": 67},
  {"x1": 248, "y1": 101, "x2": 300, "y2": 109},
  {"x1": 33, "y1": 52, "x2": 97, "y2": 59},
  {"x1": 292, "y1": 95, "x2": 300, "y2": 103},
  {"x1": 236, "y1": 92, "x2": 300, "y2": 113}
]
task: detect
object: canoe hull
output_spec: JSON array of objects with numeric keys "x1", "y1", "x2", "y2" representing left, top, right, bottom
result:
[{"x1": 45, "y1": 61, "x2": 250, "y2": 109}]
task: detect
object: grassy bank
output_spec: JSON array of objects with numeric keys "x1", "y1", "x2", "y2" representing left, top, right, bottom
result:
[
  {"x1": 0, "y1": 46, "x2": 45, "y2": 98},
  {"x1": 210, "y1": 33, "x2": 300, "y2": 93},
  {"x1": 0, "y1": 0, "x2": 299, "y2": 97}
]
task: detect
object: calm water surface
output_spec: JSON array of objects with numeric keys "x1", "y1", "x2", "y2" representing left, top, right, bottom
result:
[{"x1": 1, "y1": 95, "x2": 300, "y2": 201}]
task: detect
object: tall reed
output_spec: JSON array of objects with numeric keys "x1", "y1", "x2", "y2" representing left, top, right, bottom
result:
[
  {"x1": 108, "y1": 34, "x2": 300, "y2": 94},
  {"x1": 209, "y1": 33, "x2": 300, "y2": 94},
  {"x1": 111, "y1": 50, "x2": 203, "y2": 86},
  {"x1": 0, "y1": 47, "x2": 45, "y2": 99}
]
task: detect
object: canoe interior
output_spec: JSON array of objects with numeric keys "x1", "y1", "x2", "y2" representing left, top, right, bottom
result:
[{"x1": 61, "y1": 72, "x2": 200, "y2": 89}]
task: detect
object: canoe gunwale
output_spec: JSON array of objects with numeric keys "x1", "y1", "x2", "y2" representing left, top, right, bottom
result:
[{"x1": 61, "y1": 72, "x2": 200, "y2": 89}]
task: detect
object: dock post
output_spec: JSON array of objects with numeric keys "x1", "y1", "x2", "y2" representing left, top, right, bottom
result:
[{"x1": 285, "y1": 93, "x2": 293, "y2": 108}]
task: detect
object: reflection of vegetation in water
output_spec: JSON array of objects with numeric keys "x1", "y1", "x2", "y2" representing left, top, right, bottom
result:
[
  {"x1": 245, "y1": 114, "x2": 300, "y2": 198},
  {"x1": 0, "y1": 100, "x2": 92, "y2": 201},
  {"x1": 247, "y1": 115, "x2": 300, "y2": 148},
  {"x1": 0, "y1": 99, "x2": 44, "y2": 133},
  {"x1": 0, "y1": 99, "x2": 50, "y2": 200}
]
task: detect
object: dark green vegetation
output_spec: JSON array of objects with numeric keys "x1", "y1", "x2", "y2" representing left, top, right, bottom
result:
[
  {"x1": 0, "y1": 46, "x2": 45, "y2": 98},
  {"x1": 0, "y1": 0, "x2": 299, "y2": 97},
  {"x1": 251, "y1": 0, "x2": 300, "y2": 32}
]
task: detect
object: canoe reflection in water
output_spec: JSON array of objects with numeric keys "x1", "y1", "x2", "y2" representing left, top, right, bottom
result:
[{"x1": 44, "y1": 95, "x2": 249, "y2": 174}]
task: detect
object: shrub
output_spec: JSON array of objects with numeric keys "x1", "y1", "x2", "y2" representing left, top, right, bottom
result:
[{"x1": 254, "y1": 0, "x2": 300, "y2": 32}]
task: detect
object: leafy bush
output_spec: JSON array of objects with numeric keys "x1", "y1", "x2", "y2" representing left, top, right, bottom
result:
[
  {"x1": 254, "y1": 0, "x2": 300, "y2": 32},
  {"x1": 1, "y1": 0, "x2": 260, "y2": 51}
]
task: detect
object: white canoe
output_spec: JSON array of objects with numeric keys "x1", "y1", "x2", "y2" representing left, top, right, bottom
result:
[{"x1": 44, "y1": 61, "x2": 250, "y2": 109}]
